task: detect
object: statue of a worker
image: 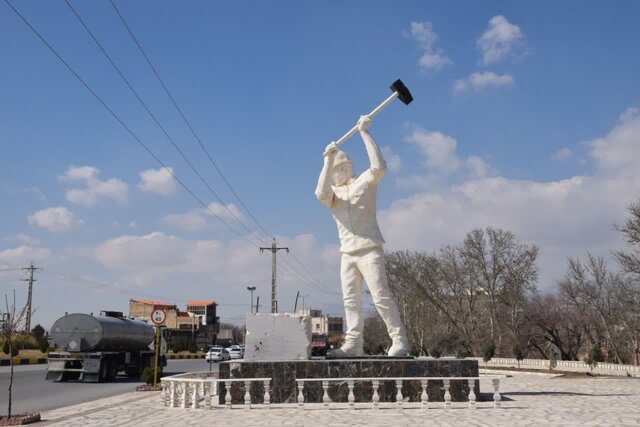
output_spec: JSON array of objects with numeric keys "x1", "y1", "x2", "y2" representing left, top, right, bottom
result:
[{"x1": 315, "y1": 115, "x2": 409, "y2": 357}]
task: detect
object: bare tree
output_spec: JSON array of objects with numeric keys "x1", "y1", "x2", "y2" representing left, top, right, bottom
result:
[
  {"x1": 615, "y1": 201, "x2": 640, "y2": 276},
  {"x1": 558, "y1": 255, "x2": 627, "y2": 363},
  {"x1": 2, "y1": 291, "x2": 28, "y2": 419},
  {"x1": 459, "y1": 228, "x2": 539, "y2": 349}
]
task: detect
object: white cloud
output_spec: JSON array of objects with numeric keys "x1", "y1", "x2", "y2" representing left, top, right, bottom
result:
[
  {"x1": 382, "y1": 147, "x2": 401, "y2": 172},
  {"x1": 0, "y1": 245, "x2": 51, "y2": 266},
  {"x1": 404, "y1": 21, "x2": 452, "y2": 71},
  {"x1": 92, "y1": 232, "x2": 343, "y2": 313},
  {"x1": 60, "y1": 166, "x2": 128, "y2": 207},
  {"x1": 589, "y1": 107, "x2": 640, "y2": 177},
  {"x1": 381, "y1": 108, "x2": 640, "y2": 291},
  {"x1": 28, "y1": 207, "x2": 83, "y2": 232},
  {"x1": 406, "y1": 128, "x2": 460, "y2": 175},
  {"x1": 16, "y1": 234, "x2": 41, "y2": 246},
  {"x1": 138, "y1": 167, "x2": 178, "y2": 196},
  {"x1": 477, "y1": 15, "x2": 524, "y2": 65},
  {"x1": 163, "y1": 202, "x2": 245, "y2": 231},
  {"x1": 551, "y1": 147, "x2": 573, "y2": 161},
  {"x1": 453, "y1": 71, "x2": 513, "y2": 93}
]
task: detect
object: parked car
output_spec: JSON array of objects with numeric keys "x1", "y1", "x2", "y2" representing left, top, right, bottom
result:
[
  {"x1": 227, "y1": 346, "x2": 244, "y2": 359},
  {"x1": 205, "y1": 347, "x2": 230, "y2": 362}
]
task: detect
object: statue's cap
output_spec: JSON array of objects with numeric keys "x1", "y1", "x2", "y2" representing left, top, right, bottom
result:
[{"x1": 333, "y1": 150, "x2": 352, "y2": 167}]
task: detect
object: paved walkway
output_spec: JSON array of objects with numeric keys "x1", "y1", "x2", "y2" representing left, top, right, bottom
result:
[{"x1": 39, "y1": 373, "x2": 640, "y2": 426}]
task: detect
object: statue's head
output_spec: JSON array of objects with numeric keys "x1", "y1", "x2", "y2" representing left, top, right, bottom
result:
[{"x1": 332, "y1": 150, "x2": 353, "y2": 186}]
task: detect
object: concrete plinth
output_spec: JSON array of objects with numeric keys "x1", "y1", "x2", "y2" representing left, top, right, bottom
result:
[{"x1": 219, "y1": 358, "x2": 479, "y2": 404}]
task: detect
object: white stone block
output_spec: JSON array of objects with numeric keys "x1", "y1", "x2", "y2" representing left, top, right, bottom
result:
[{"x1": 244, "y1": 313, "x2": 311, "y2": 361}]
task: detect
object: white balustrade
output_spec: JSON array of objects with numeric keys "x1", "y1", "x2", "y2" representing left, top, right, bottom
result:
[{"x1": 293, "y1": 377, "x2": 501, "y2": 409}]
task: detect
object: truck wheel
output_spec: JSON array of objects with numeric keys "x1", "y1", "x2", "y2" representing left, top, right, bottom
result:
[{"x1": 99, "y1": 361, "x2": 110, "y2": 382}]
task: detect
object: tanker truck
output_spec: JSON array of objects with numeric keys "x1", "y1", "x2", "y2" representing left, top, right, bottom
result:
[{"x1": 46, "y1": 310, "x2": 167, "y2": 382}]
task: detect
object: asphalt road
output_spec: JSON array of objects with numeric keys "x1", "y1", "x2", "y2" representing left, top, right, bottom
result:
[{"x1": 0, "y1": 359, "x2": 216, "y2": 415}]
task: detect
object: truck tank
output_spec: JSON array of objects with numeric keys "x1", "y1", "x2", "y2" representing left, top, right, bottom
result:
[{"x1": 50, "y1": 313, "x2": 156, "y2": 352}]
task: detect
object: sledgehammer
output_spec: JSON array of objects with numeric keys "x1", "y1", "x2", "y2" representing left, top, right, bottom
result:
[{"x1": 334, "y1": 79, "x2": 414, "y2": 147}]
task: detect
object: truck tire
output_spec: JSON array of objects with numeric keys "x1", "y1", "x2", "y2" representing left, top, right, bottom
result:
[{"x1": 99, "y1": 361, "x2": 111, "y2": 382}]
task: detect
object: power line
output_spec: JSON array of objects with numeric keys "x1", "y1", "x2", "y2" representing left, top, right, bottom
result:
[
  {"x1": 63, "y1": 0, "x2": 258, "y2": 239},
  {"x1": 5, "y1": 0, "x2": 344, "y2": 300},
  {"x1": 108, "y1": 0, "x2": 271, "y2": 238},
  {"x1": 3, "y1": 0, "x2": 260, "y2": 249}
]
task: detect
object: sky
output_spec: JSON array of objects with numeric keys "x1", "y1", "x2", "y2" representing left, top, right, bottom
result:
[{"x1": 1, "y1": 1, "x2": 640, "y2": 329}]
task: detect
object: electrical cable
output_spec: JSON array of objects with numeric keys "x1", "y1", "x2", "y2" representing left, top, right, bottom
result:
[
  {"x1": 109, "y1": 0, "x2": 272, "y2": 238},
  {"x1": 3, "y1": 0, "x2": 261, "y2": 249}
]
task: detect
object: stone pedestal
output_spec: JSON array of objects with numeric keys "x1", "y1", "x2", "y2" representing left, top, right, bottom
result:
[{"x1": 219, "y1": 358, "x2": 479, "y2": 404}]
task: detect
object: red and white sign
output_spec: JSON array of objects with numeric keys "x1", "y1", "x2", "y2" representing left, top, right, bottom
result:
[{"x1": 151, "y1": 309, "x2": 166, "y2": 325}]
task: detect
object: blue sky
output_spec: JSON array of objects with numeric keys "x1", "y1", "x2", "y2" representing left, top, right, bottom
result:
[{"x1": 1, "y1": 1, "x2": 640, "y2": 328}]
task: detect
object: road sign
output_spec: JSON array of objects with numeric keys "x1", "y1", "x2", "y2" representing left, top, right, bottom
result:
[{"x1": 151, "y1": 309, "x2": 166, "y2": 325}]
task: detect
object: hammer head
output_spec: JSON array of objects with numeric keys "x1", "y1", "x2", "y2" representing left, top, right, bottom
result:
[{"x1": 390, "y1": 79, "x2": 413, "y2": 105}]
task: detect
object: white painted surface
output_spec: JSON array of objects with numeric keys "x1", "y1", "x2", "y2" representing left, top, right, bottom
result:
[{"x1": 244, "y1": 313, "x2": 311, "y2": 361}]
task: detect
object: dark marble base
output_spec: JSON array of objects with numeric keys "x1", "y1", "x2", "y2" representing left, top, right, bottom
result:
[{"x1": 218, "y1": 358, "x2": 479, "y2": 404}]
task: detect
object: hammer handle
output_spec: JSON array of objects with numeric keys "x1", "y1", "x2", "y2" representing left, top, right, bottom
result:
[{"x1": 334, "y1": 91, "x2": 399, "y2": 147}]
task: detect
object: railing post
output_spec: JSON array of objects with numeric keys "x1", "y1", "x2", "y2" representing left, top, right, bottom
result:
[
  {"x1": 468, "y1": 379, "x2": 476, "y2": 409},
  {"x1": 322, "y1": 380, "x2": 331, "y2": 408},
  {"x1": 347, "y1": 380, "x2": 355, "y2": 409},
  {"x1": 395, "y1": 379, "x2": 403, "y2": 407},
  {"x1": 443, "y1": 379, "x2": 451, "y2": 409},
  {"x1": 420, "y1": 379, "x2": 428, "y2": 409},
  {"x1": 492, "y1": 378, "x2": 502, "y2": 408},
  {"x1": 191, "y1": 382, "x2": 198, "y2": 409},
  {"x1": 297, "y1": 381, "x2": 305, "y2": 409},
  {"x1": 244, "y1": 380, "x2": 251, "y2": 406},
  {"x1": 169, "y1": 381, "x2": 177, "y2": 408},
  {"x1": 181, "y1": 382, "x2": 187, "y2": 409},
  {"x1": 372, "y1": 380, "x2": 380, "y2": 409},
  {"x1": 206, "y1": 381, "x2": 213, "y2": 410},
  {"x1": 263, "y1": 380, "x2": 271, "y2": 409},
  {"x1": 224, "y1": 380, "x2": 232, "y2": 409}
]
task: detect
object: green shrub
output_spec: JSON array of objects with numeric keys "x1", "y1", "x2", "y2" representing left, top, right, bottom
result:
[
  {"x1": 2, "y1": 339, "x2": 19, "y2": 357},
  {"x1": 187, "y1": 340, "x2": 197, "y2": 354},
  {"x1": 38, "y1": 338, "x2": 50, "y2": 353},
  {"x1": 141, "y1": 366, "x2": 163, "y2": 385},
  {"x1": 482, "y1": 342, "x2": 496, "y2": 362},
  {"x1": 429, "y1": 344, "x2": 442, "y2": 359},
  {"x1": 456, "y1": 344, "x2": 471, "y2": 359}
]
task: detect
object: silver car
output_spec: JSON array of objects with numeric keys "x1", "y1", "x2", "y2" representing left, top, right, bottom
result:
[{"x1": 205, "y1": 347, "x2": 230, "y2": 362}]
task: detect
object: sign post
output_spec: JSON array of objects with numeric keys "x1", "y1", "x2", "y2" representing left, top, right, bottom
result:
[{"x1": 150, "y1": 309, "x2": 166, "y2": 388}]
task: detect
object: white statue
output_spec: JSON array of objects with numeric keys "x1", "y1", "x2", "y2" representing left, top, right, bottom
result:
[{"x1": 315, "y1": 115, "x2": 409, "y2": 357}]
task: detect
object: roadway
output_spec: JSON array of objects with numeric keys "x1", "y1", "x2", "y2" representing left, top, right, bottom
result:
[{"x1": 0, "y1": 359, "x2": 216, "y2": 415}]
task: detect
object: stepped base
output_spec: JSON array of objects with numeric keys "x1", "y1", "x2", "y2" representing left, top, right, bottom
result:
[{"x1": 218, "y1": 358, "x2": 479, "y2": 404}]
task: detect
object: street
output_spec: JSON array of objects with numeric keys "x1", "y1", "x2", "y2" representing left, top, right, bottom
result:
[{"x1": 0, "y1": 359, "x2": 213, "y2": 415}]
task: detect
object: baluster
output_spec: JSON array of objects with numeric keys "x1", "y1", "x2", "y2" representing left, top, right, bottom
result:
[
  {"x1": 443, "y1": 379, "x2": 451, "y2": 409},
  {"x1": 492, "y1": 379, "x2": 501, "y2": 408},
  {"x1": 169, "y1": 381, "x2": 176, "y2": 408},
  {"x1": 372, "y1": 380, "x2": 380, "y2": 409},
  {"x1": 297, "y1": 381, "x2": 305, "y2": 409},
  {"x1": 205, "y1": 381, "x2": 213, "y2": 410},
  {"x1": 263, "y1": 380, "x2": 271, "y2": 408},
  {"x1": 347, "y1": 380, "x2": 355, "y2": 409},
  {"x1": 244, "y1": 380, "x2": 252, "y2": 406},
  {"x1": 420, "y1": 379, "x2": 428, "y2": 409},
  {"x1": 395, "y1": 380, "x2": 404, "y2": 407},
  {"x1": 468, "y1": 379, "x2": 476, "y2": 409},
  {"x1": 192, "y1": 383, "x2": 199, "y2": 409},
  {"x1": 181, "y1": 383, "x2": 187, "y2": 409},
  {"x1": 225, "y1": 380, "x2": 232, "y2": 408},
  {"x1": 322, "y1": 380, "x2": 331, "y2": 408},
  {"x1": 200, "y1": 381, "x2": 205, "y2": 405}
]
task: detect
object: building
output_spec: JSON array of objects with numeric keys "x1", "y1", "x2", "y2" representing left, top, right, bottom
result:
[
  {"x1": 297, "y1": 308, "x2": 344, "y2": 337},
  {"x1": 186, "y1": 300, "x2": 219, "y2": 348}
]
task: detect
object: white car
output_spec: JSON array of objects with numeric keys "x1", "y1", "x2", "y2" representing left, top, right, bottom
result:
[
  {"x1": 205, "y1": 347, "x2": 230, "y2": 362},
  {"x1": 227, "y1": 346, "x2": 244, "y2": 359}
]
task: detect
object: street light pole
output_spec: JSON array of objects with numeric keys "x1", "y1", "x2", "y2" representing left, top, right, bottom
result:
[{"x1": 246, "y1": 286, "x2": 256, "y2": 314}]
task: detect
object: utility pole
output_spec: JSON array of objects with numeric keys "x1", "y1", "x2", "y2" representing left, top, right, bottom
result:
[
  {"x1": 246, "y1": 286, "x2": 256, "y2": 314},
  {"x1": 259, "y1": 237, "x2": 288, "y2": 313},
  {"x1": 21, "y1": 263, "x2": 39, "y2": 333}
]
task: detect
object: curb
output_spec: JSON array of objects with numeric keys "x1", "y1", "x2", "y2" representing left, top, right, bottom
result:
[
  {"x1": 166, "y1": 354, "x2": 206, "y2": 360},
  {"x1": 0, "y1": 357, "x2": 47, "y2": 366}
]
